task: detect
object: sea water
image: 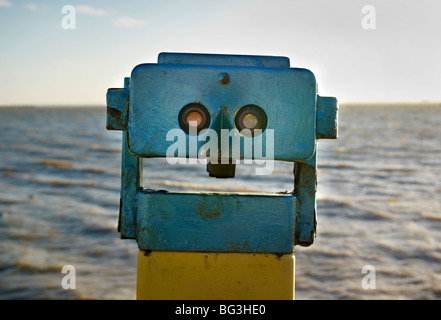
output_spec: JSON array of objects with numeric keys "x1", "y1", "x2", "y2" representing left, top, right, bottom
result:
[{"x1": 0, "y1": 103, "x2": 440, "y2": 299}]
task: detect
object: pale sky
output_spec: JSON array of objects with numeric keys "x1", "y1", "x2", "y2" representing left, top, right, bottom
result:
[{"x1": 0, "y1": 0, "x2": 440, "y2": 105}]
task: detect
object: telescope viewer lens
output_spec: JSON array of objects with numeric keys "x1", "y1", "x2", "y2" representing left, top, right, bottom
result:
[
  {"x1": 235, "y1": 105, "x2": 267, "y2": 136},
  {"x1": 242, "y1": 113, "x2": 259, "y2": 129},
  {"x1": 179, "y1": 103, "x2": 211, "y2": 135},
  {"x1": 187, "y1": 111, "x2": 203, "y2": 127}
]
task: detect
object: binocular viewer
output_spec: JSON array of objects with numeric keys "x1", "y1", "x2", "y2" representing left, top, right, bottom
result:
[{"x1": 107, "y1": 52, "x2": 337, "y2": 252}]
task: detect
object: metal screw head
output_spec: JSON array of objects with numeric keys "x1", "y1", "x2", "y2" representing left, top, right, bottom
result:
[{"x1": 218, "y1": 72, "x2": 230, "y2": 85}]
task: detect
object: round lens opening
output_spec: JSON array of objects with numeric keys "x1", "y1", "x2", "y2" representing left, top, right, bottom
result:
[
  {"x1": 187, "y1": 111, "x2": 203, "y2": 127},
  {"x1": 242, "y1": 113, "x2": 259, "y2": 129},
  {"x1": 235, "y1": 105, "x2": 267, "y2": 136},
  {"x1": 179, "y1": 103, "x2": 210, "y2": 135}
]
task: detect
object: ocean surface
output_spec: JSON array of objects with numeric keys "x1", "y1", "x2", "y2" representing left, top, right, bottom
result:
[{"x1": 0, "y1": 103, "x2": 440, "y2": 300}]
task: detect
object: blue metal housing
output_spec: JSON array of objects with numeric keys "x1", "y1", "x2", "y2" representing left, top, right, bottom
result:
[{"x1": 107, "y1": 52, "x2": 338, "y2": 253}]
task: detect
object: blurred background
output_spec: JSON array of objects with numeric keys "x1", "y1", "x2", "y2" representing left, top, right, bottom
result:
[{"x1": 0, "y1": 0, "x2": 440, "y2": 299}]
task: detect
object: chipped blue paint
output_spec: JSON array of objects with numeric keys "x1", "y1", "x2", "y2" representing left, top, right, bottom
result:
[
  {"x1": 317, "y1": 96, "x2": 338, "y2": 139},
  {"x1": 117, "y1": 78, "x2": 142, "y2": 239},
  {"x1": 128, "y1": 63, "x2": 317, "y2": 161},
  {"x1": 158, "y1": 52, "x2": 290, "y2": 68},
  {"x1": 106, "y1": 88, "x2": 128, "y2": 131},
  {"x1": 107, "y1": 52, "x2": 338, "y2": 251},
  {"x1": 136, "y1": 191, "x2": 296, "y2": 253}
]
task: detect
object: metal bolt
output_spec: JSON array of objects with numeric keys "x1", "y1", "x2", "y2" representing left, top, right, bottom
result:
[{"x1": 218, "y1": 72, "x2": 230, "y2": 85}]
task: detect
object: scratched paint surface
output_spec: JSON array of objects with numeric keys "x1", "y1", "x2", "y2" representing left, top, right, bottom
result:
[
  {"x1": 129, "y1": 63, "x2": 317, "y2": 161},
  {"x1": 136, "y1": 191, "x2": 295, "y2": 253}
]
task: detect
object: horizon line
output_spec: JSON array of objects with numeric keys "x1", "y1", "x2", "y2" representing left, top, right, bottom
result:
[{"x1": 0, "y1": 100, "x2": 440, "y2": 108}]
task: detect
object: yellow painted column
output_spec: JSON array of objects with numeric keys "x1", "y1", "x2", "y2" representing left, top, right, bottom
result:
[{"x1": 137, "y1": 250, "x2": 295, "y2": 300}]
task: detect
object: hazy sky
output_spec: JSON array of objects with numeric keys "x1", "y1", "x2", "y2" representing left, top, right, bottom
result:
[{"x1": 0, "y1": 0, "x2": 440, "y2": 105}]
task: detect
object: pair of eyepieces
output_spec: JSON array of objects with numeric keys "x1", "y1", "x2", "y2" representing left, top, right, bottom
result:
[{"x1": 179, "y1": 103, "x2": 267, "y2": 136}]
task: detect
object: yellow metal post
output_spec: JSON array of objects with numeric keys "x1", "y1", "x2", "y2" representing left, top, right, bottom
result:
[{"x1": 137, "y1": 250, "x2": 295, "y2": 300}]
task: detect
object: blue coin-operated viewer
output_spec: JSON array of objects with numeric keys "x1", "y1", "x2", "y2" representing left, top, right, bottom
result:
[{"x1": 106, "y1": 52, "x2": 338, "y2": 300}]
